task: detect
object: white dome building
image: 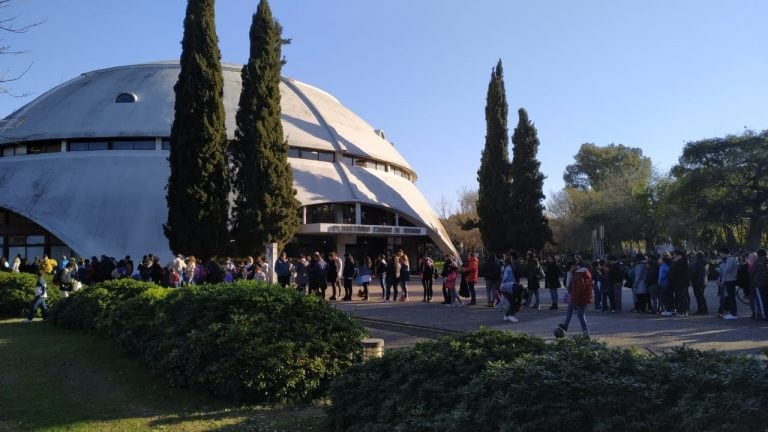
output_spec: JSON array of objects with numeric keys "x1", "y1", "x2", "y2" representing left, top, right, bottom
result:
[{"x1": 0, "y1": 62, "x2": 456, "y2": 263}]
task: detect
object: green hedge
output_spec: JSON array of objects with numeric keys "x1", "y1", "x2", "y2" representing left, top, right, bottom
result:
[
  {"x1": 0, "y1": 272, "x2": 61, "y2": 318},
  {"x1": 49, "y1": 279, "x2": 158, "y2": 332},
  {"x1": 326, "y1": 329, "x2": 768, "y2": 432},
  {"x1": 49, "y1": 280, "x2": 367, "y2": 403}
]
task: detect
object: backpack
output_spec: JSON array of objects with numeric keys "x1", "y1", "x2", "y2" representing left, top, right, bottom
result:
[{"x1": 572, "y1": 269, "x2": 594, "y2": 299}]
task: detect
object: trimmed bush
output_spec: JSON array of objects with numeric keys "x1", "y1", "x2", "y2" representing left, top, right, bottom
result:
[
  {"x1": 326, "y1": 329, "x2": 768, "y2": 432},
  {"x1": 49, "y1": 279, "x2": 158, "y2": 333},
  {"x1": 0, "y1": 272, "x2": 60, "y2": 318},
  {"x1": 50, "y1": 279, "x2": 367, "y2": 404},
  {"x1": 122, "y1": 282, "x2": 367, "y2": 403}
]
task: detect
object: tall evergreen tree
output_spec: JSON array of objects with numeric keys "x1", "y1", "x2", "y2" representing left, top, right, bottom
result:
[
  {"x1": 230, "y1": 0, "x2": 299, "y2": 255},
  {"x1": 509, "y1": 108, "x2": 553, "y2": 251},
  {"x1": 476, "y1": 60, "x2": 513, "y2": 253},
  {"x1": 164, "y1": 0, "x2": 230, "y2": 259}
]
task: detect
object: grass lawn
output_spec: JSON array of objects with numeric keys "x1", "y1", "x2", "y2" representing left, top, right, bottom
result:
[{"x1": 0, "y1": 319, "x2": 326, "y2": 431}]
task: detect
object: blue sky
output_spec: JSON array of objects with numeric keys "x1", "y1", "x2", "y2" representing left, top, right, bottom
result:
[{"x1": 2, "y1": 1, "x2": 767, "y2": 212}]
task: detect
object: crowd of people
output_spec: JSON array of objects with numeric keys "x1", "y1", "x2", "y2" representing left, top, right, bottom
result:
[{"x1": 16, "y1": 246, "x2": 768, "y2": 334}]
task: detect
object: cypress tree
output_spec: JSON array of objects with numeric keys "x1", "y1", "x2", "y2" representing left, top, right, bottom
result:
[
  {"x1": 230, "y1": 0, "x2": 299, "y2": 255},
  {"x1": 476, "y1": 60, "x2": 513, "y2": 253},
  {"x1": 509, "y1": 108, "x2": 553, "y2": 251},
  {"x1": 164, "y1": 0, "x2": 230, "y2": 259}
]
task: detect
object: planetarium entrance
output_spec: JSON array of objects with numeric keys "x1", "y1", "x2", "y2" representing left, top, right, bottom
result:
[{"x1": 344, "y1": 237, "x2": 387, "y2": 262}]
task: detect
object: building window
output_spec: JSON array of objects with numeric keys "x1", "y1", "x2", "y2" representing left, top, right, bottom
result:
[
  {"x1": 115, "y1": 92, "x2": 137, "y2": 103},
  {"x1": 361, "y1": 205, "x2": 395, "y2": 226},
  {"x1": 111, "y1": 140, "x2": 156, "y2": 150},
  {"x1": 318, "y1": 151, "x2": 334, "y2": 162},
  {"x1": 307, "y1": 204, "x2": 339, "y2": 224},
  {"x1": 161, "y1": 139, "x2": 170, "y2": 150},
  {"x1": 69, "y1": 141, "x2": 108, "y2": 151},
  {"x1": 287, "y1": 148, "x2": 300, "y2": 158},
  {"x1": 341, "y1": 204, "x2": 356, "y2": 224},
  {"x1": 341, "y1": 155, "x2": 354, "y2": 165},
  {"x1": 26, "y1": 142, "x2": 61, "y2": 154}
]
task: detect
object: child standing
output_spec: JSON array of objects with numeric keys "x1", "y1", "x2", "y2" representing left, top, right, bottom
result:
[{"x1": 445, "y1": 263, "x2": 463, "y2": 307}]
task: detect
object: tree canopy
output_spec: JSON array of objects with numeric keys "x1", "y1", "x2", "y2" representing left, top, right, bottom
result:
[
  {"x1": 165, "y1": 0, "x2": 230, "y2": 259},
  {"x1": 476, "y1": 60, "x2": 513, "y2": 253},
  {"x1": 671, "y1": 130, "x2": 768, "y2": 249},
  {"x1": 508, "y1": 108, "x2": 552, "y2": 251},
  {"x1": 230, "y1": 0, "x2": 298, "y2": 254},
  {"x1": 564, "y1": 143, "x2": 651, "y2": 192}
]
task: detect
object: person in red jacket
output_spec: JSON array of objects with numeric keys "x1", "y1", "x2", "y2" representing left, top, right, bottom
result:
[
  {"x1": 555, "y1": 261, "x2": 593, "y2": 338},
  {"x1": 461, "y1": 253, "x2": 479, "y2": 305}
]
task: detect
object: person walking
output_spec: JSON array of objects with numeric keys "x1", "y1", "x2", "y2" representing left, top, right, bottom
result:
[
  {"x1": 555, "y1": 261, "x2": 593, "y2": 338},
  {"x1": 26, "y1": 269, "x2": 48, "y2": 321}
]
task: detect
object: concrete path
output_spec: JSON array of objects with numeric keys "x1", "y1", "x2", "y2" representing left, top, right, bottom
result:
[{"x1": 335, "y1": 281, "x2": 768, "y2": 355}]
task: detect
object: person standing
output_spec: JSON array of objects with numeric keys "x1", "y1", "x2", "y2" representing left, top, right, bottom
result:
[
  {"x1": 689, "y1": 251, "x2": 709, "y2": 315},
  {"x1": 632, "y1": 254, "x2": 649, "y2": 313},
  {"x1": 419, "y1": 256, "x2": 436, "y2": 302},
  {"x1": 608, "y1": 257, "x2": 626, "y2": 311},
  {"x1": 384, "y1": 253, "x2": 400, "y2": 303},
  {"x1": 718, "y1": 247, "x2": 739, "y2": 320},
  {"x1": 544, "y1": 255, "x2": 562, "y2": 310},
  {"x1": 326, "y1": 252, "x2": 340, "y2": 301},
  {"x1": 342, "y1": 253, "x2": 358, "y2": 301},
  {"x1": 358, "y1": 256, "x2": 373, "y2": 300},
  {"x1": 500, "y1": 253, "x2": 522, "y2": 322},
  {"x1": 399, "y1": 255, "x2": 411, "y2": 301},
  {"x1": 26, "y1": 269, "x2": 48, "y2": 321},
  {"x1": 294, "y1": 255, "x2": 309, "y2": 295},
  {"x1": 668, "y1": 249, "x2": 690, "y2": 316},
  {"x1": 461, "y1": 253, "x2": 479, "y2": 305},
  {"x1": 275, "y1": 252, "x2": 293, "y2": 288},
  {"x1": 11, "y1": 254, "x2": 21, "y2": 273},
  {"x1": 308, "y1": 252, "x2": 327, "y2": 298},
  {"x1": 749, "y1": 248, "x2": 768, "y2": 320},
  {"x1": 525, "y1": 253, "x2": 543, "y2": 309},
  {"x1": 376, "y1": 254, "x2": 387, "y2": 299},
  {"x1": 482, "y1": 254, "x2": 503, "y2": 307}
]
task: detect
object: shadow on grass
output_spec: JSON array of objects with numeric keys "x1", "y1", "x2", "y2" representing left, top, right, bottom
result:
[{"x1": 0, "y1": 319, "x2": 326, "y2": 432}]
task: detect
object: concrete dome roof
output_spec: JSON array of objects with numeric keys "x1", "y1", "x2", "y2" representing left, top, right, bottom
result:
[
  {"x1": 0, "y1": 62, "x2": 456, "y2": 260},
  {"x1": 0, "y1": 61, "x2": 413, "y2": 174}
]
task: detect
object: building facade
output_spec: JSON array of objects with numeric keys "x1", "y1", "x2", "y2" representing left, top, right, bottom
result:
[{"x1": 0, "y1": 62, "x2": 456, "y2": 264}]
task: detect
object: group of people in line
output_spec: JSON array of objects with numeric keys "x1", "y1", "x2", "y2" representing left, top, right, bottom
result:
[{"x1": 20, "y1": 246, "x2": 768, "y2": 336}]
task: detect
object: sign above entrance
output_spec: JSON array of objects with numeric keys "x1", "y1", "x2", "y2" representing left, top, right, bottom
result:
[{"x1": 299, "y1": 223, "x2": 427, "y2": 236}]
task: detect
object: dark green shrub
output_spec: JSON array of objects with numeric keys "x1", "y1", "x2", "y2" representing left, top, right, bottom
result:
[
  {"x1": 131, "y1": 281, "x2": 367, "y2": 403},
  {"x1": 326, "y1": 330, "x2": 768, "y2": 432},
  {"x1": 326, "y1": 328, "x2": 547, "y2": 432},
  {"x1": 48, "y1": 279, "x2": 158, "y2": 333},
  {"x1": 0, "y1": 272, "x2": 60, "y2": 318},
  {"x1": 108, "y1": 287, "x2": 173, "y2": 354}
]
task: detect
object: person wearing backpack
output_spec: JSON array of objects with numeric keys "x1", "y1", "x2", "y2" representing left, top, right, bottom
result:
[{"x1": 555, "y1": 261, "x2": 594, "y2": 338}]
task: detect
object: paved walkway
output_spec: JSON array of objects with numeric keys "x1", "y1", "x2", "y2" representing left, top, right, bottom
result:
[{"x1": 335, "y1": 281, "x2": 768, "y2": 355}]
